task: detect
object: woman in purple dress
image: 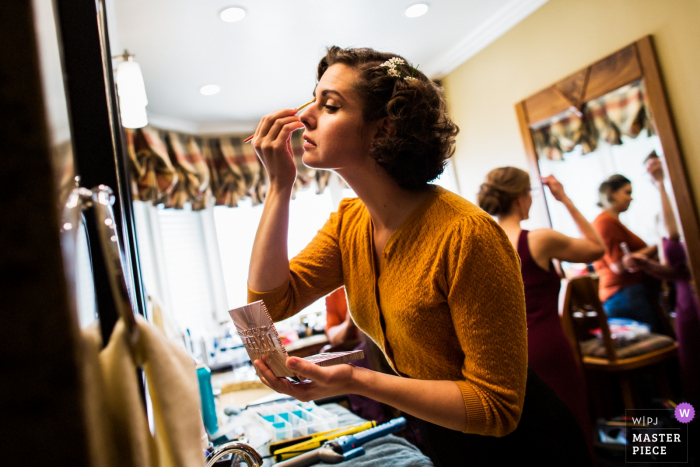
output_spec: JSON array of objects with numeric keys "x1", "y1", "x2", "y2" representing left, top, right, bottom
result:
[
  {"x1": 479, "y1": 167, "x2": 605, "y2": 456},
  {"x1": 626, "y1": 155, "x2": 700, "y2": 401}
]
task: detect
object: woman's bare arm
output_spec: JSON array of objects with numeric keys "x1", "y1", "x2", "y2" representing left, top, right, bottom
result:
[
  {"x1": 658, "y1": 183, "x2": 680, "y2": 241},
  {"x1": 626, "y1": 253, "x2": 681, "y2": 280},
  {"x1": 248, "y1": 186, "x2": 293, "y2": 291},
  {"x1": 648, "y1": 157, "x2": 680, "y2": 242},
  {"x1": 531, "y1": 176, "x2": 605, "y2": 265},
  {"x1": 248, "y1": 109, "x2": 304, "y2": 292},
  {"x1": 326, "y1": 312, "x2": 357, "y2": 347}
]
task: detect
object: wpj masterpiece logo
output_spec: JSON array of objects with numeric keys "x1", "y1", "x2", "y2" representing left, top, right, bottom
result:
[{"x1": 625, "y1": 403, "x2": 694, "y2": 463}]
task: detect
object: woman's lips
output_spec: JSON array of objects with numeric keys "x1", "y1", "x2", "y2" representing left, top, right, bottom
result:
[{"x1": 303, "y1": 135, "x2": 317, "y2": 148}]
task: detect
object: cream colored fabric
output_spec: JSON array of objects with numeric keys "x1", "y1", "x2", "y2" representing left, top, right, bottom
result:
[
  {"x1": 150, "y1": 296, "x2": 184, "y2": 345},
  {"x1": 84, "y1": 316, "x2": 204, "y2": 467},
  {"x1": 81, "y1": 324, "x2": 118, "y2": 467}
]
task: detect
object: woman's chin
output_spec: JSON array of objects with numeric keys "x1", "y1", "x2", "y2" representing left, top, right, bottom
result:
[{"x1": 301, "y1": 151, "x2": 328, "y2": 170}]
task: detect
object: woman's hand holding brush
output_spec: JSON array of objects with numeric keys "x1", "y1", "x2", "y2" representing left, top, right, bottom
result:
[{"x1": 244, "y1": 100, "x2": 314, "y2": 143}]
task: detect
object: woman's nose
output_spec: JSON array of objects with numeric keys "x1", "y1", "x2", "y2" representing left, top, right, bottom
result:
[{"x1": 300, "y1": 106, "x2": 316, "y2": 129}]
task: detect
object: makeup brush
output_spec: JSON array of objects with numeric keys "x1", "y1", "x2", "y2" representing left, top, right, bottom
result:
[{"x1": 244, "y1": 100, "x2": 315, "y2": 143}]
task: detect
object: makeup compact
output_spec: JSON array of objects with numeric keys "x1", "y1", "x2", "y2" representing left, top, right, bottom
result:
[{"x1": 228, "y1": 300, "x2": 363, "y2": 378}]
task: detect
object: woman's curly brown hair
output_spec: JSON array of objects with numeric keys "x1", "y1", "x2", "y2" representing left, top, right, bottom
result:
[{"x1": 317, "y1": 46, "x2": 459, "y2": 191}]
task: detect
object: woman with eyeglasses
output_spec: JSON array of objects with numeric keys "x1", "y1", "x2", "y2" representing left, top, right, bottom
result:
[{"x1": 478, "y1": 167, "x2": 605, "y2": 458}]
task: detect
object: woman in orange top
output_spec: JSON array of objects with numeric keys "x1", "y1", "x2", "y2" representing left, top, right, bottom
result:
[
  {"x1": 246, "y1": 47, "x2": 590, "y2": 465},
  {"x1": 592, "y1": 174, "x2": 661, "y2": 332},
  {"x1": 324, "y1": 287, "x2": 359, "y2": 347}
]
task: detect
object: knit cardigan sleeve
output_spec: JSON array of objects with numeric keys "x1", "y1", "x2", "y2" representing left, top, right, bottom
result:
[
  {"x1": 247, "y1": 200, "x2": 346, "y2": 322},
  {"x1": 444, "y1": 216, "x2": 528, "y2": 437}
]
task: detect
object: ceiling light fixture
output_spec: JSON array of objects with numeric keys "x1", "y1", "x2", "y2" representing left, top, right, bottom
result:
[
  {"x1": 405, "y1": 3, "x2": 429, "y2": 18},
  {"x1": 113, "y1": 50, "x2": 148, "y2": 129},
  {"x1": 200, "y1": 85, "x2": 221, "y2": 96},
  {"x1": 220, "y1": 7, "x2": 246, "y2": 23}
]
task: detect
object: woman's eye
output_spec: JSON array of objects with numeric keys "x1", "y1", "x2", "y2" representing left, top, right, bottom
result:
[{"x1": 324, "y1": 105, "x2": 340, "y2": 112}]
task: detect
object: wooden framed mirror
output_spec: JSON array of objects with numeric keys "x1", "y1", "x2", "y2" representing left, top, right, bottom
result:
[{"x1": 515, "y1": 35, "x2": 700, "y2": 286}]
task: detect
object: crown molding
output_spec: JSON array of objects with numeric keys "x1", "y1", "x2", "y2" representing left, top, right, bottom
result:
[
  {"x1": 147, "y1": 113, "x2": 258, "y2": 135},
  {"x1": 424, "y1": 0, "x2": 549, "y2": 79}
]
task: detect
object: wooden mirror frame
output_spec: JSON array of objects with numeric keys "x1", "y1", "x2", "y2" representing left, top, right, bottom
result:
[{"x1": 515, "y1": 35, "x2": 700, "y2": 285}]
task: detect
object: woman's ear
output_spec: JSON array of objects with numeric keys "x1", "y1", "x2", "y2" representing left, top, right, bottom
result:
[
  {"x1": 376, "y1": 117, "x2": 396, "y2": 139},
  {"x1": 516, "y1": 194, "x2": 528, "y2": 219}
]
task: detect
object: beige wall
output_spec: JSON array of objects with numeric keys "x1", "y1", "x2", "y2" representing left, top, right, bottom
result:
[{"x1": 443, "y1": 0, "x2": 700, "y2": 228}]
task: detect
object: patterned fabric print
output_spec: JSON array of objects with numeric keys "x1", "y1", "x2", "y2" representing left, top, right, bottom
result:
[
  {"x1": 532, "y1": 112, "x2": 595, "y2": 161},
  {"x1": 531, "y1": 81, "x2": 653, "y2": 161},
  {"x1": 126, "y1": 126, "x2": 340, "y2": 209},
  {"x1": 202, "y1": 136, "x2": 264, "y2": 208},
  {"x1": 126, "y1": 127, "x2": 178, "y2": 205},
  {"x1": 585, "y1": 82, "x2": 654, "y2": 147},
  {"x1": 163, "y1": 131, "x2": 210, "y2": 210}
]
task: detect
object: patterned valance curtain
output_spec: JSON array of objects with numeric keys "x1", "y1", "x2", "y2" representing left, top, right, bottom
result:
[
  {"x1": 125, "y1": 127, "x2": 333, "y2": 209},
  {"x1": 531, "y1": 81, "x2": 655, "y2": 161}
]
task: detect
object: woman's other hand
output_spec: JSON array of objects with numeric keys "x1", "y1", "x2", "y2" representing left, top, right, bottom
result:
[
  {"x1": 542, "y1": 175, "x2": 568, "y2": 202},
  {"x1": 254, "y1": 356, "x2": 357, "y2": 402},
  {"x1": 251, "y1": 108, "x2": 305, "y2": 190},
  {"x1": 622, "y1": 253, "x2": 647, "y2": 272},
  {"x1": 326, "y1": 304, "x2": 358, "y2": 347},
  {"x1": 646, "y1": 157, "x2": 664, "y2": 185}
]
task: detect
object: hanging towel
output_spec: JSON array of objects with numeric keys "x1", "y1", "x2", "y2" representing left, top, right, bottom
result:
[
  {"x1": 100, "y1": 316, "x2": 204, "y2": 467},
  {"x1": 81, "y1": 324, "x2": 118, "y2": 467}
]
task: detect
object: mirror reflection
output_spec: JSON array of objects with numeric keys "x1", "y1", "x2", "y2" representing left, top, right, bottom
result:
[
  {"x1": 532, "y1": 79, "x2": 696, "y2": 330},
  {"x1": 514, "y1": 51, "x2": 700, "y2": 431}
]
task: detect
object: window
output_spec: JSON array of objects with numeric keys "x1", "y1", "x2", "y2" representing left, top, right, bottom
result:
[
  {"x1": 133, "y1": 164, "x2": 459, "y2": 344},
  {"x1": 213, "y1": 176, "x2": 356, "y2": 333},
  {"x1": 157, "y1": 207, "x2": 218, "y2": 337},
  {"x1": 133, "y1": 201, "x2": 228, "y2": 344}
]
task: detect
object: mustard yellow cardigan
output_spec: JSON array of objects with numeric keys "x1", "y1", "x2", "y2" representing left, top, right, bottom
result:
[{"x1": 248, "y1": 187, "x2": 527, "y2": 437}]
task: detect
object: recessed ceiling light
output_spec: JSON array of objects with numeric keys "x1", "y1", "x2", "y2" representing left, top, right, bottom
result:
[
  {"x1": 220, "y1": 7, "x2": 246, "y2": 23},
  {"x1": 200, "y1": 84, "x2": 221, "y2": 96},
  {"x1": 405, "y1": 3, "x2": 429, "y2": 18}
]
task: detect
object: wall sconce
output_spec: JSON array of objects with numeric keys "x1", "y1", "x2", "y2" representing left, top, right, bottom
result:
[{"x1": 113, "y1": 50, "x2": 148, "y2": 129}]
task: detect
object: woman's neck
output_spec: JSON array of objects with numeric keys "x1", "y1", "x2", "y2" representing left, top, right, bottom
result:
[
  {"x1": 336, "y1": 162, "x2": 433, "y2": 233},
  {"x1": 497, "y1": 212, "x2": 523, "y2": 247},
  {"x1": 603, "y1": 208, "x2": 620, "y2": 220}
]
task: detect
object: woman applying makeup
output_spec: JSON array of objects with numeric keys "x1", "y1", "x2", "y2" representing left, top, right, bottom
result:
[{"x1": 247, "y1": 47, "x2": 591, "y2": 465}]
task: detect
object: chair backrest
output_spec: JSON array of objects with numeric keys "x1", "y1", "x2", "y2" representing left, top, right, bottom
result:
[{"x1": 560, "y1": 275, "x2": 619, "y2": 361}]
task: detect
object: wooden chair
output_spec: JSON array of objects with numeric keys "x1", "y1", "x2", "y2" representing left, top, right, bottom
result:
[{"x1": 560, "y1": 275, "x2": 678, "y2": 415}]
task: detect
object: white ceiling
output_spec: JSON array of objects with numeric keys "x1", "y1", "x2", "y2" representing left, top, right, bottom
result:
[{"x1": 108, "y1": 0, "x2": 547, "y2": 134}]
